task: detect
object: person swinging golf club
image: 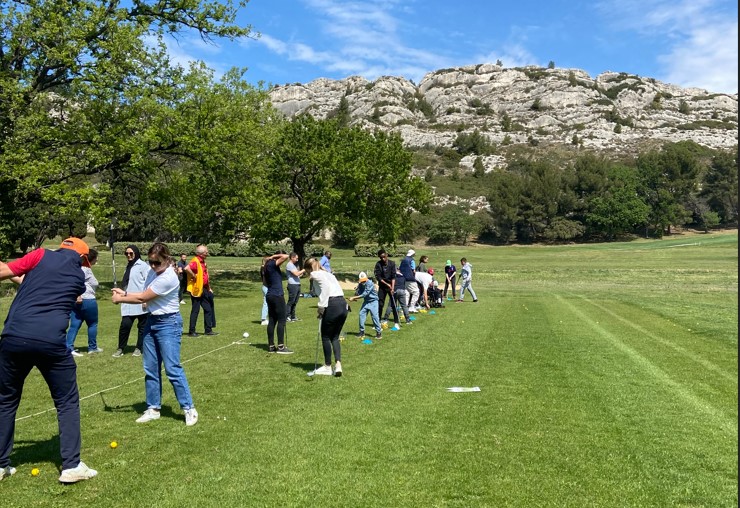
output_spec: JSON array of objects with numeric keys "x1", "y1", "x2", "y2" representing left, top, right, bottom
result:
[{"x1": 303, "y1": 258, "x2": 347, "y2": 376}]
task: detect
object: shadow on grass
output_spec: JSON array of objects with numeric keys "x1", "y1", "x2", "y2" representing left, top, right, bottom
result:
[
  {"x1": 13, "y1": 436, "x2": 62, "y2": 469},
  {"x1": 99, "y1": 398, "x2": 181, "y2": 422}
]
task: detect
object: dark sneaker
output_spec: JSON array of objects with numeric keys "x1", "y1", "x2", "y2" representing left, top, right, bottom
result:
[
  {"x1": 187, "y1": 332, "x2": 200, "y2": 337},
  {"x1": 375, "y1": 332, "x2": 382, "y2": 340},
  {"x1": 357, "y1": 333, "x2": 365, "y2": 341},
  {"x1": 204, "y1": 331, "x2": 219, "y2": 336},
  {"x1": 277, "y1": 346, "x2": 294, "y2": 355},
  {"x1": 473, "y1": 299, "x2": 478, "y2": 302},
  {"x1": 268, "y1": 345, "x2": 277, "y2": 353}
]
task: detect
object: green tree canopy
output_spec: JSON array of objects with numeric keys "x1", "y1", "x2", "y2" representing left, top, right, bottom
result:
[
  {"x1": 0, "y1": 0, "x2": 252, "y2": 254},
  {"x1": 251, "y1": 114, "x2": 432, "y2": 259}
]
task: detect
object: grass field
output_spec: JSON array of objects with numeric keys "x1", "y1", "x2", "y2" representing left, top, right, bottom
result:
[{"x1": 0, "y1": 232, "x2": 737, "y2": 507}]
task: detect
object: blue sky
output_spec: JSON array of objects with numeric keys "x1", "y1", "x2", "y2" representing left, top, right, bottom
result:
[{"x1": 164, "y1": 0, "x2": 738, "y2": 93}]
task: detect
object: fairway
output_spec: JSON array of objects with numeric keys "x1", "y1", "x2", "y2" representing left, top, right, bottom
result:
[{"x1": 1, "y1": 232, "x2": 737, "y2": 507}]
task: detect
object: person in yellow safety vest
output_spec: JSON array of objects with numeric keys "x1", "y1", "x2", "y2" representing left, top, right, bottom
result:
[{"x1": 184, "y1": 244, "x2": 217, "y2": 337}]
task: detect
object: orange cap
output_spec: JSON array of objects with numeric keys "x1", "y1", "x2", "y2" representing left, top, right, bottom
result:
[{"x1": 59, "y1": 237, "x2": 90, "y2": 266}]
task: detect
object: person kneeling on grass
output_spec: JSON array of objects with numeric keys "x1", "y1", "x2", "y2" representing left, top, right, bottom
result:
[
  {"x1": 112, "y1": 242, "x2": 198, "y2": 427},
  {"x1": 349, "y1": 272, "x2": 383, "y2": 340},
  {"x1": 304, "y1": 257, "x2": 347, "y2": 377}
]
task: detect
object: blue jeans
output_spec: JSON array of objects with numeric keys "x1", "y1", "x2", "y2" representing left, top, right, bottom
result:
[
  {"x1": 66, "y1": 299, "x2": 99, "y2": 351},
  {"x1": 261, "y1": 286, "x2": 268, "y2": 321},
  {"x1": 142, "y1": 313, "x2": 194, "y2": 410},
  {"x1": 358, "y1": 300, "x2": 381, "y2": 334}
]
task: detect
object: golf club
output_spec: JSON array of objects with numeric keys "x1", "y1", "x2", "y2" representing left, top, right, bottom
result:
[{"x1": 307, "y1": 317, "x2": 322, "y2": 377}]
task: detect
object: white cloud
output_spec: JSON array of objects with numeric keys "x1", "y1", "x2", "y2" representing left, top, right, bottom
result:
[
  {"x1": 597, "y1": 0, "x2": 738, "y2": 93},
  {"x1": 251, "y1": 0, "x2": 451, "y2": 83}
]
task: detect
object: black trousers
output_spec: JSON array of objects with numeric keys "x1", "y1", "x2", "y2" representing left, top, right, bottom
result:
[
  {"x1": 178, "y1": 276, "x2": 188, "y2": 301},
  {"x1": 189, "y1": 292, "x2": 215, "y2": 334},
  {"x1": 0, "y1": 337, "x2": 81, "y2": 470},
  {"x1": 117, "y1": 314, "x2": 147, "y2": 351},
  {"x1": 320, "y1": 296, "x2": 348, "y2": 364},
  {"x1": 444, "y1": 275, "x2": 456, "y2": 298},
  {"x1": 377, "y1": 283, "x2": 399, "y2": 323},
  {"x1": 266, "y1": 294, "x2": 287, "y2": 347},
  {"x1": 286, "y1": 284, "x2": 301, "y2": 319}
]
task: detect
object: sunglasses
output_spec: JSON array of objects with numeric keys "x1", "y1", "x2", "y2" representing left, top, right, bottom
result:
[
  {"x1": 125, "y1": 251, "x2": 134, "y2": 256},
  {"x1": 148, "y1": 259, "x2": 163, "y2": 267}
]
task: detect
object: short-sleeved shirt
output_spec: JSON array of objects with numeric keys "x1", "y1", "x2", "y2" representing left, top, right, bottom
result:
[
  {"x1": 144, "y1": 267, "x2": 180, "y2": 315},
  {"x1": 319, "y1": 255, "x2": 332, "y2": 273},
  {"x1": 286, "y1": 261, "x2": 301, "y2": 285},
  {"x1": 415, "y1": 271, "x2": 433, "y2": 293},
  {"x1": 188, "y1": 256, "x2": 209, "y2": 287},
  {"x1": 265, "y1": 259, "x2": 284, "y2": 297}
]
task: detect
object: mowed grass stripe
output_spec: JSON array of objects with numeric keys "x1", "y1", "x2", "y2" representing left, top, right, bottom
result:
[
  {"x1": 575, "y1": 294, "x2": 737, "y2": 384},
  {"x1": 556, "y1": 294, "x2": 737, "y2": 435}
]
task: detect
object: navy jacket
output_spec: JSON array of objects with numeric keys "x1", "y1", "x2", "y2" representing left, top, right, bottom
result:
[{"x1": 2, "y1": 249, "x2": 84, "y2": 344}]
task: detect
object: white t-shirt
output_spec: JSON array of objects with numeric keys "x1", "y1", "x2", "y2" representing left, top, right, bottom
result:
[
  {"x1": 415, "y1": 271, "x2": 433, "y2": 292},
  {"x1": 310, "y1": 270, "x2": 344, "y2": 308},
  {"x1": 143, "y1": 266, "x2": 180, "y2": 315}
]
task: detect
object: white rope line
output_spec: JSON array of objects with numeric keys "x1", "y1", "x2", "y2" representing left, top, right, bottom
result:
[{"x1": 14, "y1": 340, "x2": 247, "y2": 422}]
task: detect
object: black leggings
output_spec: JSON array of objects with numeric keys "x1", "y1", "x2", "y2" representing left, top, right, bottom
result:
[
  {"x1": 321, "y1": 296, "x2": 347, "y2": 364},
  {"x1": 266, "y1": 293, "x2": 287, "y2": 347}
]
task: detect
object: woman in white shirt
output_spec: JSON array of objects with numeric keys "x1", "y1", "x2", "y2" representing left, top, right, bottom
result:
[
  {"x1": 303, "y1": 257, "x2": 347, "y2": 377},
  {"x1": 112, "y1": 243, "x2": 198, "y2": 426}
]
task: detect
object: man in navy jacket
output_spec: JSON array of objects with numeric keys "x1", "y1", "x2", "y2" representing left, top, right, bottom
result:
[{"x1": 0, "y1": 238, "x2": 98, "y2": 483}]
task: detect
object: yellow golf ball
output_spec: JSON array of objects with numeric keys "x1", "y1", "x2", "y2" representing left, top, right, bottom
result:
[
  {"x1": 31, "y1": 468, "x2": 39, "y2": 476},
  {"x1": 110, "y1": 441, "x2": 118, "y2": 449}
]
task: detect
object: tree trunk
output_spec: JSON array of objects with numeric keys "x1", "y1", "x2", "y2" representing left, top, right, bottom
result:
[{"x1": 291, "y1": 237, "x2": 307, "y2": 264}]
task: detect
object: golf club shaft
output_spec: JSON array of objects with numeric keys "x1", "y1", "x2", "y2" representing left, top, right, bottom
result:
[{"x1": 313, "y1": 317, "x2": 322, "y2": 372}]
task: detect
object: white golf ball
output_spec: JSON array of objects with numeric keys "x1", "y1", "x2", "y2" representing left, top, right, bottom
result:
[{"x1": 242, "y1": 332, "x2": 250, "y2": 338}]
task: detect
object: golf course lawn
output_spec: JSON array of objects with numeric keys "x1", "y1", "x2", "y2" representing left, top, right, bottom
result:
[{"x1": 0, "y1": 232, "x2": 737, "y2": 507}]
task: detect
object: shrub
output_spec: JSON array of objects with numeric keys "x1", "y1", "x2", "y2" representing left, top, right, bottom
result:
[{"x1": 353, "y1": 244, "x2": 415, "y2": 257}]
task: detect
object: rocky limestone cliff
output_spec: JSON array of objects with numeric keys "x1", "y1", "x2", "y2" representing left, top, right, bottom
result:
[{"x1": 269, "y1": 64, "x2": 738, "y2": 157}]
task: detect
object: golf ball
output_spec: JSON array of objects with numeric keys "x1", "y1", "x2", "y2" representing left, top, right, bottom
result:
[
  {"x1": 242, "y1": 332, "x2": 250, "y2": 338},
  {"x1": 31, "y1": 468, "x2": 39, "y2": 476},
  {"x1": 110, "y1": 441, "x2": 118, "y2": 449}
]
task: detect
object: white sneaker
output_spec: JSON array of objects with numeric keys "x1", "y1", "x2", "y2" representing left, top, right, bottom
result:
[
  {"x1": 0, "y1": 465, "x2": 16, "y2": 480},
  {"x1": 132, "y1": 348, "x2": 142, "y2": 357},
  {"x1": 71, "y1": 350, "x2": 83, "y2": 357},
  {"x1": 260, "y1": 319, "x2": 269, "y2": 326},
  {"x1": 136, "y1": 408, "x2": 161, "y2": 423},
  {"x1": 334, "y1": 361, "x2": 343, "y2": 377},
  {"x1": 87, "y1": 348, "x2": 103, "y2": 355},
  {"x1": 311, "y1": 365, "x2": 333, "y2": 376},
  {"x1": 185, "y1": 408, "x2": 199, "y2": 426},
  {"x1": 58, "y1": 461, "x2": 97, "y2": 483}
]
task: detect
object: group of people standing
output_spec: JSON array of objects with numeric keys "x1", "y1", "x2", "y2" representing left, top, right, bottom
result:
[
  {"x1": 350, "y1": 249, "x2": 478, "y2": 340},
  {"x1": 0, "y1": 239, "x2": 209, "y2": 485},
  {"x1": 259, "y1": 250, "x2": 346, "y2": 376}
]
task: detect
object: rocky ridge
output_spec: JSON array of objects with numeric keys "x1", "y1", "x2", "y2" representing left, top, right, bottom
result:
[{"x1": 269, "y1": 64, "x2": 738, "y2": 156}]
